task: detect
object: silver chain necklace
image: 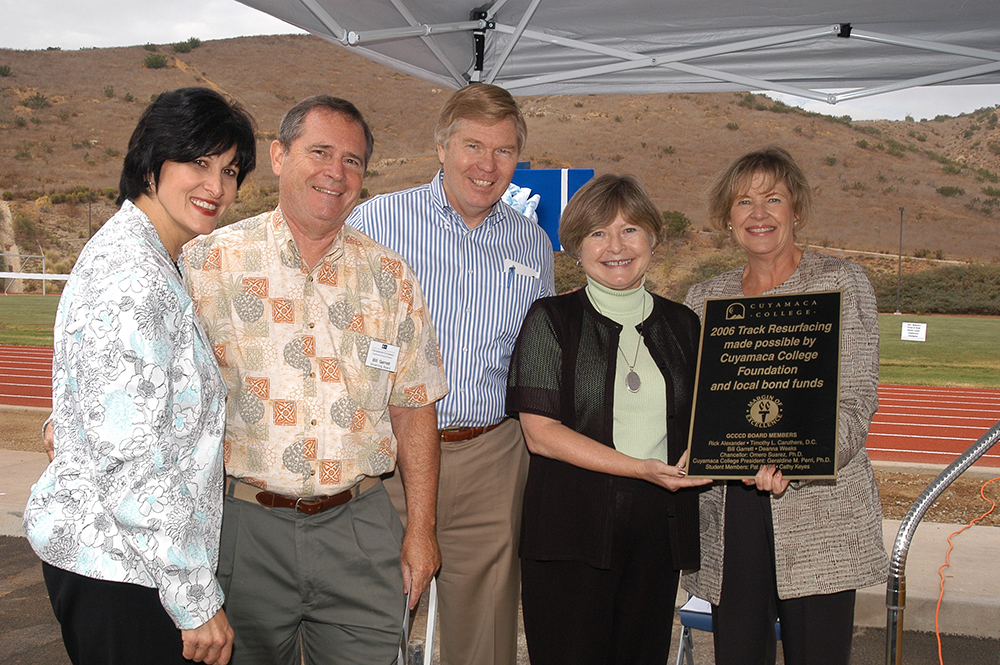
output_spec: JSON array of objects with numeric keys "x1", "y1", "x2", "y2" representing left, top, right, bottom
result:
[{"x1": 593, "y1": 293, "x2": 647, "y2": 393}]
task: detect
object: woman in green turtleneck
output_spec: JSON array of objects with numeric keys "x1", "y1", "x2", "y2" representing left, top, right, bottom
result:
[{"x1": 507, "y1": 174, "x2": 710, "y2": 665}]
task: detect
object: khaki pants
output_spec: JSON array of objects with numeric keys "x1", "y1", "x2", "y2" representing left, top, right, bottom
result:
[{"x1": 386, "y1": 418, "x2": 529, "y2": 665}]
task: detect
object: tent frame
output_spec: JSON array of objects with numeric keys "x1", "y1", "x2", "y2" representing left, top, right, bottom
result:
[{"x1": 290, "y1": 0, "x2": 1000, "y2": 103}]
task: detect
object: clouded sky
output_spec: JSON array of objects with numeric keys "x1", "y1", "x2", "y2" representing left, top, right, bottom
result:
[{"x1": 2, "y1": 0, "x2": 997, "y2": 122}]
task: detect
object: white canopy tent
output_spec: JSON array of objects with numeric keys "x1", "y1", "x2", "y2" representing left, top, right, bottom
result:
[{"x1": 235, "y1": 0, "x2": 1000, "y2": 104}]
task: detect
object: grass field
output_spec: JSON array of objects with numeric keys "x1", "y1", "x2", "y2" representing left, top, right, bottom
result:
[
  {"x1": 0, "y1": 295, "x2": 60, "y2": 347},
  {"x1": 1, "y1": 297, "x2": 998, "y2": 389},
  {"x1": 879, "y1": 314, "x2": 1000, "y2": 388}
]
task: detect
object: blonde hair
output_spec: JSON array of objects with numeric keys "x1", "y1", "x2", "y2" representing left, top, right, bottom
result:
[
  {"x1": 706, "y1": 146, "x2": 812, "y2": 232},
  {"x1": 434, "y1": 84, "x2": 526, "y2": 154}
]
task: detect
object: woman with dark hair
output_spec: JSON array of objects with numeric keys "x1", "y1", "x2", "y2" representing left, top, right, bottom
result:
[
  {"x1": 507, "y1": 174, "x2": 710, "y2": 665},
  {"x1": 682, "y1": 147, "x2": 886, "y2": 665},
  {"x1": 24, "y1": 87, "x2": 256, "y2": 665}
]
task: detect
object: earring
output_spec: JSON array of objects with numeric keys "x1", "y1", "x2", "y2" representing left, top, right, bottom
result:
[
  {"x1": 727, "y1": 224, "x2": 733, "y2": 232},
  {"x1": 793, "y1": 220, "x2": 799, "y2": 228},
  {"x1": 575, "y1": 259, "x2": 581, "y2": 267}
]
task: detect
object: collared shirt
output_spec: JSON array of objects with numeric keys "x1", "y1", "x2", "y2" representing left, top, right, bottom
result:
[
  {"x1": 349, "y1": 171, "x2": 555, "y2": 428},
  {"x1": 24, "y1": 200, "x2": 228, "y2": 630},
  {"x1": 182, "y1": 208, "x2": 448, "y2": 497}
]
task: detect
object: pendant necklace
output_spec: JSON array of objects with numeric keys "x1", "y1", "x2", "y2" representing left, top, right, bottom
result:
[{"x1": 595, "y1": 293, "x2": 647, "y2": 393}]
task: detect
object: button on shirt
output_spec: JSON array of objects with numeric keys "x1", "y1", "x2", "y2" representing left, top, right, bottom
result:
[
  {"x1": 182, "y1": 208, "x2": 448, "y2": 497},
  {"x1": 349, "y1": 171, "x2": 555, "y2": 428}
]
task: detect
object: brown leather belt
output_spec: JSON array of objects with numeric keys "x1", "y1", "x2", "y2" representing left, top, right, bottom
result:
[
  {"x1": 224, "y1": 476, "x2": 378, "y2": 515},
  {"x1": 439, "y1": 418, "x2": 508, "y2": 443}
]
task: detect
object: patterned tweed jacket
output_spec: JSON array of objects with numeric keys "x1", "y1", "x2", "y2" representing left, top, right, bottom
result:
[{"x1": 681, "y1": 251, "x2": 888, "y2": 602}]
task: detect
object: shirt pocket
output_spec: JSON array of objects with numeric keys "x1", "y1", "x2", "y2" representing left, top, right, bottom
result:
[{"x1": 340, "y1": 332, "x2": 394, "y2": 412}]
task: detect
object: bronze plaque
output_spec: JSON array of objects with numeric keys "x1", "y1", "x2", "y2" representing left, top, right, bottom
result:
[{"x1": 686, "y1": 291, "x2": 842, "y2": 479}]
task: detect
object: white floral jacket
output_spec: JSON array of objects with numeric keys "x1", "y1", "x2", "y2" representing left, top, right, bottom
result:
[{"x1": 23, "y1": 200, "x2": 228, "y2": 630}]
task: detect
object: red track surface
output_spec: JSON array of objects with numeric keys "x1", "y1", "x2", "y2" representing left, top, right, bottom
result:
[
  {"x1": 2, "y1": 345, "x2": 999, "y2": 467},
  {"x1": 0, "y1": 345, "x2": 53, "y2": 409},
  {"x1": 867, "y1": 385, "x2": 1000, "y2": 468}
]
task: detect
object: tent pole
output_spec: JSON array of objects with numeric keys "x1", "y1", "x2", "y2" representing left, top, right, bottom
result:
[{"x1": 484, "y1": 0, "x2": 543, "y2": 85}]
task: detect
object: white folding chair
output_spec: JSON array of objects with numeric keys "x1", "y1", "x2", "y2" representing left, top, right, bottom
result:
[
  {"x1": 399, "y1": 577, "x2": 438, "y2": 665},
  {"x1": 675, "y1": 595, "x2": 781, "y2": 665}
]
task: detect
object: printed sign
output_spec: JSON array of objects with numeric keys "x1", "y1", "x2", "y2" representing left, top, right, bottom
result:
[{"x1": 686, "y1": 291, "x2": 842, "y2": 479}]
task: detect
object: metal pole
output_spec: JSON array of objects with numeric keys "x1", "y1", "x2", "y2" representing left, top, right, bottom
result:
[
  {"x1": 886, "y1": 420, "x2": 1000, "y2": 664},
  {"x1": 895, "y1": 207, "x2": 903, "y2": 314}
]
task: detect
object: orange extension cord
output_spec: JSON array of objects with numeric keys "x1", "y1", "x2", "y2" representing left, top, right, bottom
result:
[{"x1": 934, "y1": 476, "x2": 1000, "y2": 664}]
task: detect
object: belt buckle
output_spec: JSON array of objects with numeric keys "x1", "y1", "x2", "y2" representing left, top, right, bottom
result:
[{"x1": 294, "y1": 496, "x2": 321, "y2": 513}]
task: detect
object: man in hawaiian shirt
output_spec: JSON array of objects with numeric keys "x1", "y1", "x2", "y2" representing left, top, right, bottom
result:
[{"x1": 181, "y1": 96, "x2": 448, "y2": 664}]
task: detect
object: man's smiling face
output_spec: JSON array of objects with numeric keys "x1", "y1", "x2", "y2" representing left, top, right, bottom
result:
[
  {"x1": 270, "y1": 107, "x2": 367, "y2": 238},
  {"x1": 436, "y1": 116, "x2": 520, "y2": 230}
]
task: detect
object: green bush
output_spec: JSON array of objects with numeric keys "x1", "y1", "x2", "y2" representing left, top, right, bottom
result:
[
  {"x1": 103, "y1": 84, "x2": 114, "y2": 98},
  {"x1": 861, "y1": 126, "x2": 881, "y2": 135},
  {"x1": 824, "y1": 156, "x2": 837, "y2": 166},
  {"x1": 661, "y1": 210, "x2": 691, "y2": 238},
  {"x1": 123, "y1": 92, "x2": 135, "y2": 102},
  {"x1": 726, "y1": 122, "x2": 739, "y2": 131},
  {"x1": 14, "y1": 213, "x2": 39, "y2": 238},
  {"x1": 856, "y1": 139, "x2": 869, "y2": 149},
  {"x1": 0, "y1": 64, "x2": 11, "y2": 77},
  {"x1": 143, "y1": 53, "x2": 168, "y2": 69},
  {"x1": 143, "y1": 43, "x2": 158, "y2": 52},
  {"x1": 868, "y1": 264, "x2": 1000, "y2": 315},
  {"x1": 976, "y1": 168, "x2": 998, "y2": 183},
  {"x1": 173, "y1": 37, "x2": 202, "y2": 53},
  {"x1": 23, "y1": 93, "x2": 50, "y2": 110},
  {"x1": 983, "y1": 186, "x2": 1000, "y2": 197},
  {"x1": 942, "y1": 164, "x2": 963, "y2": 175},
  {"x1": 14, "y1": 116, "x2": 27, "y2": 127},
  {"x1": 924, "y1": 150, "x2": 956, "y2": 165},
  {"x1": 936, "y1": 186, "x2": 965, "y2": 197}
]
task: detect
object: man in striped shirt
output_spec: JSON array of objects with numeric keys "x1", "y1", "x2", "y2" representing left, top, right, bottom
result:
[{"x1": 349, "y1": 83, "x2": 555, "y2": 665}]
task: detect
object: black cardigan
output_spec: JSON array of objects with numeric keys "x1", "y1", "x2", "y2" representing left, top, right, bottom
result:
[{"x1": 507, "y1": 288, "x2": 702, "y2": 570}]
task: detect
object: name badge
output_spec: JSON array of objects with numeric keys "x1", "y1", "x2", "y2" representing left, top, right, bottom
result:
[{"x1": 365, "y1": 340, "x2": 400, "y2": 372}]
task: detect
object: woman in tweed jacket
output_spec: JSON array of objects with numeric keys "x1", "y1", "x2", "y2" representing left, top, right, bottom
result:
[{"x1": 681, "y1": 147, "x2": 888, "y2": 665}]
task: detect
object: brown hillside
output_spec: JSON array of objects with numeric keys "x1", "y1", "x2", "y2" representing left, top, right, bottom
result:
[{"x1": 1, "y1": 34, "x2": 999, "y2": 264}]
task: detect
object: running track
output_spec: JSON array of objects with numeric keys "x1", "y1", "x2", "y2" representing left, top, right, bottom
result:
[{"x1": 2, "y1": 345, "x2": 999, "y2": 468}]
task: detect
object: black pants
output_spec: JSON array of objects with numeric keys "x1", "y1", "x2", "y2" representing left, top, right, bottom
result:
[
  {"x1": 521, "y1": 476, "x2": 680, "y2": 665},
  {"x1": 42, "y1": 562, "x2": 188, "y2": 665},
  {"x1": 712, "y1": 482, "x2": 856, "y2": 665}
]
